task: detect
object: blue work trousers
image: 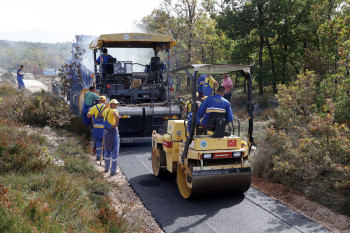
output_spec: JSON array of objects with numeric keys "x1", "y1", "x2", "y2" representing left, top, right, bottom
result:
[
  {"x1": 95, "y1": 138, "x2": 103, "y2": 160},
  {"x1": 104, "y1": 133, "x2": 120, "y2": 175},
  {"x1": 82, "y1": 103, "x2": 92, "y2": 126},
  {"x1": 17, "y1": 78, "x2": 25, "y2": 90}
]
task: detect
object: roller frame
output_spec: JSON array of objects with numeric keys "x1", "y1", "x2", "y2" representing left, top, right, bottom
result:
[{"x1": 152, "y1": 64, "x2": 254, "y2": 199}]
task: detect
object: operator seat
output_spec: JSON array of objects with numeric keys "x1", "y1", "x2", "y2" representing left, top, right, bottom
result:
[
  {"x1": 146, "y1": 57, "x2": 163, "y2": 84},
  {"x1": 104, "y1": 57, "x2": 116, "y2": 75},
  {"x1": 197, "y1": 112, "x2": 227, "y2": 138}
]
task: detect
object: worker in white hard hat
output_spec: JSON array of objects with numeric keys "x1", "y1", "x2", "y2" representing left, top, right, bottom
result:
[
  {"x1": 87, "y1": 96, "x2": 107, "y2": 161},
  {"x1": 102, "y1": 99, "x2": 120, "y2": 176}
]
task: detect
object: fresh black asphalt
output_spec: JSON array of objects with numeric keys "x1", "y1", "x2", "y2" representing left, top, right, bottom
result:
[{"x1": 117, "y1": 145, "x2": 331, "y2": 233}]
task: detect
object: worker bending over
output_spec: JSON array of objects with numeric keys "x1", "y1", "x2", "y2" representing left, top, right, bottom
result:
[
  {"x1": 82, "y1": 86, "x2": 100, "y2": 126},
  {"x1": 87, "y1": 96, "x2": 107, "y2": 161},
  {"x1": 102, "y1": 99, "x2": 120, "y2": 176},
  {"x1": 197, "y1": 86, "x2": 233, "y2": 127}
]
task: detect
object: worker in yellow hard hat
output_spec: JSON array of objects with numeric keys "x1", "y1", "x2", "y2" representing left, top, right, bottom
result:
[
  {"x1": 87, "y1": 96, "x2": 107, "y2": 161},
  {"x1": 102, "y1": 99, "x2": 120, "y2": 176}
]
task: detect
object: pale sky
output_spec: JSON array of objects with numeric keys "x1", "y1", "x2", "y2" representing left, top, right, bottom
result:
[{"x1": 0, "y1": 0, "x2": 161, "y2": 43}]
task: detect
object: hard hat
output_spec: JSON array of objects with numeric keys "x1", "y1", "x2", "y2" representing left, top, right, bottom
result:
[
  {"x1": 110, "y1": 99, "x2": 119, "y2": 104},
  {"x1": 99, "y1": 96, "x2": 106, "y2": 101}
]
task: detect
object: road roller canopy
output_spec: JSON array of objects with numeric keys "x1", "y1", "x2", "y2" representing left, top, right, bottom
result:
[
  {"x1": 89, "y1": 33, "x2": 177, "y2": 50},
  {"x1": 171, "y1": 64, "x2": 252, "y2": 76}
]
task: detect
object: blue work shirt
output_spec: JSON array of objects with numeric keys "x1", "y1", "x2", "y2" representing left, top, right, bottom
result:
[
  {"x1": 96, "y1": 54, "x2": 113, "y2": 71},
  {"x1": 197, "y1": 74, "x2": 206, "y2": 93},
  {"x1": 196, "y1": 94, "x2": 233, "y2": 126},
  {"x1": 17, "y1": 69, "x2": 24, "y2": 80}
]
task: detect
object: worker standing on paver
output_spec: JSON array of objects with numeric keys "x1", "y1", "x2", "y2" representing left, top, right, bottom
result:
[
  {"x1": 82, "y1": 86, "x2": 99, "y2": 126},
  {"x1": 17, "y1": 65, "x2": 25, "y2": 90},
  {"x1": 102, "y1": 99, "x2": 120, "y2": 176},
  {"x1": 96, "y1": 48, "x2": 113, "y2": 79},
  {"x1": 87, "y1": 96, "x2": 107, "y2": 161}
]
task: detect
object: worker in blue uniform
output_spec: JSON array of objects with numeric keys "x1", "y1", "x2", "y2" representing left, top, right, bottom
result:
[
  {"x1": 82, "y1": 86, "x2": 99, "y2": 126},
  {"x1": 96, "y1": 48, "x2": 113, "y2": 79},
  {"x1": 197, "y1": 86, "x2": 233, "y2": 126},
  {"x1": 197, "y1": 74, "x2": 206, "y2": 100},
  {"x1": 87, "y1": 96, "x2": 107, "y2": 160},
  {"x1": 17, "y1": 65, "x2": 25, "y2": 90},
  {"x1": 202, "y1": 75, "x2": 219, "y2": 97},
  {"x1": 102, "y1": 99, "x2": 120, "y2": 176}
]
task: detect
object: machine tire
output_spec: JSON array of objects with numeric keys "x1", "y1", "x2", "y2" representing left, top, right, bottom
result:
[
  {"x1": 152, "y1": 145, "x2": 166, "y2": 177},
  {"x1": 177, "y1": 164, "x2": 193, "y2": 199}
]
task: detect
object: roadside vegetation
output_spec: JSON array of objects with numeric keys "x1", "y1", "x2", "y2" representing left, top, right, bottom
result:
[
  {"x1": 253, "y1": 72, "x2": 350, "y2": 216},
  {"x1": 139, "y1": 0, "x2": 350, "y2": 217},
  {"x1": 0, "y1": 86, "x2": 139, "y2": 232}
]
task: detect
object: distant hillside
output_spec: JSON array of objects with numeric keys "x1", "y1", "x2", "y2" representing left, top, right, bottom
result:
[{"x1": 0, "y1": 40, "x2": 71, "y2": 74}]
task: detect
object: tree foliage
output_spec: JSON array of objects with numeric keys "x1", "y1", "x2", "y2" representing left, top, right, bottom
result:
[
  {"x1": 0, "y1": 40, "x2": 71, "y2": 74},
  {"x1": 137, "y1": 0, "x2": 234, "y2": 68},
  {"x1": 215, "y1": 0, "x2": 344, "y2": 93}
]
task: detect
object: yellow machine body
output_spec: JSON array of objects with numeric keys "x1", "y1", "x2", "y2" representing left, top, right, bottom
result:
[{"x1": 151, "y1": 120, "x2": 251, "y2": 198}]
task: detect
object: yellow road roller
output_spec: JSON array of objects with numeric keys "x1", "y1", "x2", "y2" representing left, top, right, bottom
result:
[{"x1": 151, "y1": 64, "x2": 254, "y2": 198}]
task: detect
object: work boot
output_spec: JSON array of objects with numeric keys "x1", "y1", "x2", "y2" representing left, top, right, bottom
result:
[{"x1": 110, "y1": 170, "x2": 120, "y2": 176}]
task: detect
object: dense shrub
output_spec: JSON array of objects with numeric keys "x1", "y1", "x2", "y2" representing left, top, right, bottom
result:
[
  {"x1": 0, "y1": 87, "x2": 90, "y2": 138},
  {"x1": 0, "y1": 85, "x2": 18, "y2": 97},
  {"x1": 0, "y1": 120, "x2": 48, "y2": 174},
  {"x1": 0, "y1": 90, "x2": 71, "y2": 128},
  {"x1": 253, "y1": 71, "x2": 350, "y2": 216}
]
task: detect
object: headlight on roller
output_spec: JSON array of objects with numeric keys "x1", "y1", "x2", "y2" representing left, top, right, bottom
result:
[
  {"x1": 202, "y1": 153, "x2": 212, "y2": 159},
  {"x1": 233, "y1": 152, "x2": 241, "y2": 158}
]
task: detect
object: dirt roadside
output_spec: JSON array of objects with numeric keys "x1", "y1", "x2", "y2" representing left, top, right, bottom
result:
[{"x1": 252, "y1": 177, "x2": 350, "y2": 233}]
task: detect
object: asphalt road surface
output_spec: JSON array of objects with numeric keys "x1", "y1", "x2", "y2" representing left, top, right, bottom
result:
[{"x1": 118, "y1": 145, "x2": 330, "y2": 233}]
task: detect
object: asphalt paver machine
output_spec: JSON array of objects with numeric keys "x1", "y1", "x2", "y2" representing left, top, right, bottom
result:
[
  {"x1": 151, "y1": 64, "x2": 254, "y2": 198},
  {"x1": 88, "y1": 33, "x2": 181, "y2": 143}
]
